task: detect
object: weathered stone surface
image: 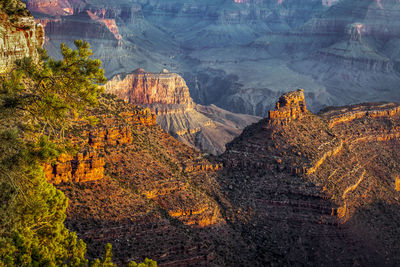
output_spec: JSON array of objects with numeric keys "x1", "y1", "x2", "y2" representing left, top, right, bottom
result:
[
  {"x1": 43, "y1": 96, "x2": 156, "y2": 184},
  {"x1": 268, "y1": 89, "x2": 308, "y2": 124},
  {"x1": 105, "y1": 69, "x2": 259, "y2": 154},
  {"x1": 105, "y1": 68, "x2": 193, "y2": 108},
  {"x1": 221, "y1": 90, "x2": 400, "y2": 265},
  {"x1": 44, "y1": 151, "x2": 105, "y2": 184},
  {"x1": 0, "y1": 7, "x2": 44, "y2": 73}
]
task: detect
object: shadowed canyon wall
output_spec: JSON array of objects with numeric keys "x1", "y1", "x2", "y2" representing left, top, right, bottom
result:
[
  {"x1": 5, "y1": 1, "x2": 400, "y2": 265},
  {"x1": 221, "y1": 90, "x2": 400, "y2": 265}
]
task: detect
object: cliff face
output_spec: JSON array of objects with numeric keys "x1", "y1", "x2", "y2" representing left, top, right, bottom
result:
[
  {"x1": 0, "y1": 6, "x2": 44, "y2": 74},
  {"x1": 43, "y1": 99, "x2": 156, "y2": 184},
  {"x1": 25, "y1": 0, "x2": 400, "y2": 117},
  {"x1": 44, "y1": 95, "x2": 245, "y2": 265},
  {"x1": 106, "y1": 69, "x2": 193, "y2": 109},
  {"x1": 106, "y1": 69, "x2": 259, "y2": 154},
  {"x1": 220, "y1": 89, "x2": 400, "y2": 265},
  {"x1": 268, "y1": 89, "x2": 308, "y2": 124},
  {"x1": 23, "y1": 0, "x2": 75, "y2": 15}
]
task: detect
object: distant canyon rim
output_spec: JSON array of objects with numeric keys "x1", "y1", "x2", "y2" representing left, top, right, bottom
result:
[{"x1": 25, "y1": 0, "x2": 400, "y2": 119}]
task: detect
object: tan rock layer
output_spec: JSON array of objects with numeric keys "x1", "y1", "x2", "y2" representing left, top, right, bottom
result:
[
  {"x1": 105, "y1": 69, "x2": 194, "y2": 108},
  {"x1": 44, "y1": 151, "x2": 104, "y2": 184},
  {"x1": 268, "y1": 89, "x2": 308, "y2": 125},
  {"x1": 43, "y1": 107, "x2": 156, "y2": 184},
  {"x1": 0, "y1": 10, "x2": 44, "y2": 74},
  {"x1": 326, "y1": 104, "x2": 400, "y2": 128}
]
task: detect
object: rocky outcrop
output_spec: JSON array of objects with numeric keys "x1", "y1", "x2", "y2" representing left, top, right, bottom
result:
[
  {"x1": 44, "y1": 151, "x2": 105, "y2": 184},
  {"x1": 0, "y1": 5, "x2": 44, "y2": 74},
  {"x1": 43, "y1": 97, "x2": 156, "y2": 184},
  {"x1": 48, "y1": 95, "x2": 243, "y2": 266},
  {"x1": 221, "y1": 90, "x2": 400, "y2": 265},
  {"x1": 23, "y1": 0, "x2": 74, "y2": 15},
  {"x1": 86, "y1": 10, "x2": 122, "y2": 41},
  {"x1": 106, "y1": 69, "x2": 259, "y2": 154},
  {"x1": 321, "y1": 102, "x2": 400, "y2": 128},
  {"x1": 105, "y1": 68, "x2": 194, "y2": 109},
  {"x1": 268, "y1": 89, "x2": 308, "y2": 124}
]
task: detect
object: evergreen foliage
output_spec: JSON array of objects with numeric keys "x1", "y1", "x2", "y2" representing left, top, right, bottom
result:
[
  {"x1": 0, "y1": 41, "x2": 103, "y2": 266},
  {"x1": 0, "y1": 40, "x2": 156, "y2": 266},
  {"x1": 0, "y1": 0, "x2": 29, "y2": 16},
  {"x1": 128, "y1": 258, "x2": 157, "y2": 267},
  {"x1": 1, "y1": 40, "x2": 106, "y2": 141}
]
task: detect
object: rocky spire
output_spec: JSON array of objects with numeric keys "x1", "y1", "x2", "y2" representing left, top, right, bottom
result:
[
  {"x1": 268, "y1": 89, "x2": 308, "y2": 125},
  {"x1": 346, "y1": 22, "x2": 364, "y2": 42}
]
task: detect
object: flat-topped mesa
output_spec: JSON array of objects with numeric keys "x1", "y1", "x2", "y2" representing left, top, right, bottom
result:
[
  {"x1": 105, "y1": 68, "x2": 194, "y2": 114},
  {"x1": 268, "y1": 89, "x2": 308, "y2": 125}
]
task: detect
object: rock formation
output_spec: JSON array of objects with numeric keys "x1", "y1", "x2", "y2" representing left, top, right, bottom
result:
[
  {"x1": 23, "y1": 0, "x2": 75, "y2": 16},
  {"x1": 105, "y1": 68, "x2": 194, "y2": 108},
  {"x1": 42, "y1": 94, "x2": 243, "y2": 265},
  {"x1": 220, "y1": 89, "x2": 400, "y2": 265},
  {"x1": 268, "y1": 89, "x2": 308, "y2": 124},
  {"x1": 105, "y1": 69, "x2": 259, "y2": 154},
  {"x1": 43, "y1": 99, "x2": 156, "y2": 184},
  {"x1": 24, "y1": 0, "x2": 400, "y2": 117},
  {"x1": 0, "y1": 4, "x2": 44, "y2": 74},
  {"x1": 40, "y1": 88, "x2": 400, "y2": 265}
]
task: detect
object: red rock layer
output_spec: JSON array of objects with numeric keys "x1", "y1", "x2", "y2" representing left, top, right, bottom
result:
[
  {"x1": 43, "y1": 97, "x2": 156, "y2": 184},
  {"x1": 0, "y1": 9, "x2": 44, "y2": 73},
  {"x1": 268, "y1": 89, "x2": 308, "y2": 125},
  {"x1": 87, "y1": 11, "x2": 122, "y2": 40},
  {"x1": 24, "y1": 0, "x2": 74, "y2": 15},
  {"x1": 105, "y1": 69, "x2": 194, "y2": 110}
]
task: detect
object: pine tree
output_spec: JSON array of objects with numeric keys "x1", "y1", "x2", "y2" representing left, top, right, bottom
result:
[{"x1": 0, "y1": 40, "x2": 105, "y2": 266}]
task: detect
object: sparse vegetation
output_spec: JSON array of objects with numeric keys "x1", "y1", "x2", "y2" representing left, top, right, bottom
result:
[
  {"x1": 0, "y1": 0, "x2": 29, "y2": 16},
  {"x1": 0, "y1": 40, "x2": 156, "y2": 265}
]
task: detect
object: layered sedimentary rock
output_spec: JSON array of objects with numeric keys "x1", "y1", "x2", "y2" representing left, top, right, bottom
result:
[
  {"x1": 26, "y1": 0, "x2": 400, "y2": 117},
  {"x1": 31, "y1": 3, "x2": 176, "y2": 76},
  {"x1": 43, "y1": 96, "x2": 156, "y2": 184},
  {"x1": 43, "y1": 95, "x2": 246, "y2": 265},
  {"x1": 220, "y1": 90, "x2": 400, "y2": 265},
  {"x1": 44, "y1": 152, "x2": 105, "y2": 184},
  {"x1": 106, "y1": 69, "x2": 259, "y2": 154},
  {"x1": 43, "y1": 88, "x2": 400, "y2": 265},
  {"x1": 23, "y1": 0, "x2": 75, "y2": 15},
  {"x1": 268, "y1": 89, "x2": 308, "y2": 124},
  {"x1": 0, "y1": 5, "x2": 44, "y2": 74},
  {"x1": 106, "y1": 68, "x2": 193, "y2": 108}
]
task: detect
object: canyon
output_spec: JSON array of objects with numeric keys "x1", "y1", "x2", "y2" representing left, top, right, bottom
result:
[
  {"x1": 3, "y1": 1, "x2": 400, "y2": 265},
  {"x1": 105, "y1": 68, "x2": 259, "y2": 154},
  {"x1": 22, "y1": 0, "x2": 400, "y2": 117},
  {"x1": 44, "y1": 88, "x2": 400, "y2": 265}
]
